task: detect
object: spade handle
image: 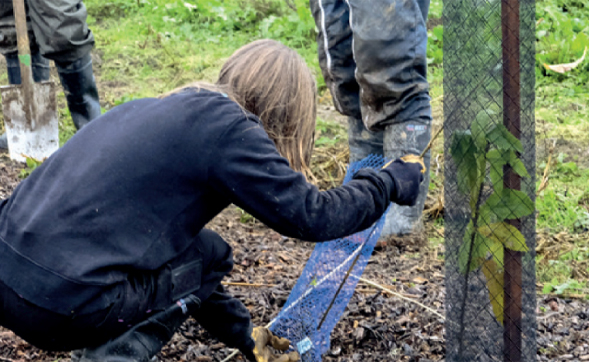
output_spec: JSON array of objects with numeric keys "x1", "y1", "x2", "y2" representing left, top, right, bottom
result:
[{"x1": 13, "y1": 0, "x2": 34, "y2": 117}]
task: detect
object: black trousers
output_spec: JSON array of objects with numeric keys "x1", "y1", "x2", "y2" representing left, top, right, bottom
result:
[{"x1": 0, "y1": 229, "x2": 237, "y2": 351}]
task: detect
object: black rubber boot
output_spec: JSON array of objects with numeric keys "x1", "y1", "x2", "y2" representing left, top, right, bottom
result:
[
  {"x1": 73, "y1": 295, "x2": 200, "y2": 362},
  {"x1": 56, "y1": 53, "x2": 101, "y2": 130},
  {"x1": 0, "y1": 52, "x2": 51, "y2": 150}
]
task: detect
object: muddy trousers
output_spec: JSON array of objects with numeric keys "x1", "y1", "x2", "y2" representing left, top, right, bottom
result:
[
  {"x1": 310, "y1": 0, "x2": 432, "y2": 236},
  {"x1": 0, "y1": 229, "x2": 253, "y2": 358}
]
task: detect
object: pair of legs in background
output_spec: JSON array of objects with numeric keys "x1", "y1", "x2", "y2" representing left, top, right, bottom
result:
[
  {"x1": 0, "y1": 229, "x2": 253, "y2": 362},
  {"x1": 0, "y1": 0, "x2": 101, "y2": 148},
  {"x1": 309, "y1": 0, "x2": 432, "y2": 237}
]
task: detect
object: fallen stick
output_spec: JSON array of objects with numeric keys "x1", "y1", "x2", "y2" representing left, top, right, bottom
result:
[
  {"x1": 353, "y1": 276, "x2": 445, "y2": 320},
  {"x1": 536, "y1": 139, "x2": 556, "y2": 196},
  {"x1": 222, "y1": 282, "x2": 276, "y2": 288},
  {"x1": 357, "y1": 287, "x2": 419, "y2": 299}
]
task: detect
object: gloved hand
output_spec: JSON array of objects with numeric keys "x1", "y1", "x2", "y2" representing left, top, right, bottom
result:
[
  {"x1": 242, "y1": 327, "x2": 300, "y2": 362},
  {"x1": 381, "y1": 154, "x2": 426, "y2": 206}
]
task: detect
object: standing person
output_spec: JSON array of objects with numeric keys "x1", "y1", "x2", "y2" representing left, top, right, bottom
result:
[
  {"x1": 0, "y1": 39, "x2": 425, "y2": 362},
  {"x1": 0, "y1": 0, "x2": 101, "y2": 149},
  {"x1": 309, "y1": 0, "x2": 432, "y2": 239}
]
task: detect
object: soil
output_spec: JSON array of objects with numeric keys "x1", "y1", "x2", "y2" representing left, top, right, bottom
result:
[{"x1": 0, "y1": 150, "x2": 588, "y2": 362}]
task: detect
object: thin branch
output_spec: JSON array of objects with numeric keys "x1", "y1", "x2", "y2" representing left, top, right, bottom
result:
[
  {"x1": 536, "y1": 139, "x2": 556, "y2": 196},
  {"x1": 222, "y1": 282, "x2": 276, "y2": 288},
  {"x1": 355, "y1": 276, "x2": 445, "y2": 320}
]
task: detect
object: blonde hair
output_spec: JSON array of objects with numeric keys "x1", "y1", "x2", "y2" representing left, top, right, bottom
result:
[{"x1": 163, "y1": 39, "x2": 317, "y2": 174}]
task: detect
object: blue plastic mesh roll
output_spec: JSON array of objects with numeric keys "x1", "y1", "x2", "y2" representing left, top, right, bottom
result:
[{"x1": 269, "y1": 154, "x2": 389, "y2": 361}]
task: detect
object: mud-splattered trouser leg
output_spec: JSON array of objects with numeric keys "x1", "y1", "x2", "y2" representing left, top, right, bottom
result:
[
  {"x1": 309, "y1": 0, "x2": 383, "y2": 163},
  {"x1": 309, "y1": 0, "x2": 432, "y2": 235}
]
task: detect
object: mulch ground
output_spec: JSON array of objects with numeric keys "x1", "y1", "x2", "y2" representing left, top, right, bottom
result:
[{"x1": 0, "y1": 154, "x2": 588, "y2": 362}]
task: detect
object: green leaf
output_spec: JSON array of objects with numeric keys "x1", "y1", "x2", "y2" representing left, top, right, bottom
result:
[
  {"x1": 468, "y1": 152, "x2": 487, "y2": 209},
  {"x1": 481, "y1": 189, "x2": 535, "y2": 221},
  {"x1": 482, "y1": 259, "x2": 504, "y2": 325},
  {"x1": 450, "y1": 130, "x2": 479, "y2": 194},
  {"x1": 487, "y1": 149, "x2": 507, "y2": 193},
  {"x1": 471, "y1": 110, "x2": 494, "y2": 150},
  {"x1": 486, "y1": 124, "x2": 523, "y2": 153},
  {"x1": 486, "y1": 149, "x2": 530, "y2": 193},
  {"x1": 508, "y1": 155, "x2": 530, "y2": 178},
  {"x1": 458, "y1": 223, "x2": 493, "y2": 273},
  {"x1": 478, "y1": 222, "x2": 529, "y2": 252},
  {"x1": 488, "y1": 240, "x2": 504, "y2": 267},
  {"x1": 542, "y1": 283, "x2": 554, "y2": 294},
  {"x1": 26, "y1": 157, "x2": 37, "y2": 169},
  {"x1": 554, "y1": 281, "x2": 573, "y2": 295}
]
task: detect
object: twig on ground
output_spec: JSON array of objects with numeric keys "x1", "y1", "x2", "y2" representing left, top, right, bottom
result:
[
  {"x1": 220, "y1": 348, "x2": 239, "y2": 362},
  {"x1": 222, "y1": 282, "x2": 276, "y2": 288},
  {"x1": 537, "y1": 312, "x2": 561, "y2": 321},
  {"x1": 537, "y1": 139, "x2": 556, "y2": 196},
  {"x1": 354, "y1": 276, "x2": 445, "y2": 320}
]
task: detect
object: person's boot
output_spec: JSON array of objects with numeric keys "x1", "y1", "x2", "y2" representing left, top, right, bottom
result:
[
  {"x1": 347, "y1": 116, "x2": 384, "y2": 163},
  {"x1": 55, "y1": 53, "x2": 101, "y2": 130},
  {"x1": 380, "y1": 120, "x2": 431, "y2": 243},
  {"x1": 0, "y1": 52, "x2": 51, "y2": 150},
  {"x1": 73, "y1": 295, "x2": 200, "y2": 362}
]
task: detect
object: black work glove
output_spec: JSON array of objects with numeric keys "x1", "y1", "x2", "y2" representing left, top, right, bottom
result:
[{"x1": 380, "y1": 155, "x2": 426, "y2": 206}]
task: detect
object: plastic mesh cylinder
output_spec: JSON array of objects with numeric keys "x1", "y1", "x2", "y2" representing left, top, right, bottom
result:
[
  {"x1": 269, "y1": 155, "x2": 389, "y2": 362},
  {"x1": 443, "y1": 0, "x2": 537, "y2": 360}
]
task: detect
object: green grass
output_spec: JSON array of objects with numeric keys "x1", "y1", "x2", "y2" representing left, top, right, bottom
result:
[{"x1": 84, "y1": 0, "x2": 319, "y2": 103}]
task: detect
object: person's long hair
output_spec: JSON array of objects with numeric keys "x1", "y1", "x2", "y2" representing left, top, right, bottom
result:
[{"x1": 161, "y1": 39, "x2": 317, "y2": 175}]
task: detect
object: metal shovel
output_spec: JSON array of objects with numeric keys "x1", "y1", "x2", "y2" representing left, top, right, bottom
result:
[{"x1": 0, "y1": 0, "x2": 59, "y2": 163}]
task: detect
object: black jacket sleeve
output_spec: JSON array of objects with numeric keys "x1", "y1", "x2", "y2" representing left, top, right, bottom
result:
[{"x1": 208, "y1": 116, "x2": 396, "y2": 242}]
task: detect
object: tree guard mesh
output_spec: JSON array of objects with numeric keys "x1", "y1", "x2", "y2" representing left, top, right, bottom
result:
[
  {"x1": 443, "y1": 0, "x2": 537, "y2": 361},
  {"x1": 269, "y1": 154, "x2": 389, "y2": 362}
]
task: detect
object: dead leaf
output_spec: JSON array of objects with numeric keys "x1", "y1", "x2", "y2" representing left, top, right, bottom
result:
[
  {"x1": 543, "y1": 47, "x2": 588, "y2": 74},
  {"x1": 482, "y1": 259, "x2": 504, "y2": 325}
]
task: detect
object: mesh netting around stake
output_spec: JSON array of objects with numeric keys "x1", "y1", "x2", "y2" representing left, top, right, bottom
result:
[
  {"x1": 269, "y1": 154, "x2": 389, "y2": 362},
  {"x1": 443, "y1": 0, "x2": 537, "y2": 361}
]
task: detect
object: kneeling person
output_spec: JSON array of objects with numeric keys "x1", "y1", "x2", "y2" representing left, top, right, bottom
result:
[{"x1": 0, "y1": 39, "x2": 424, "y2": 362}]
